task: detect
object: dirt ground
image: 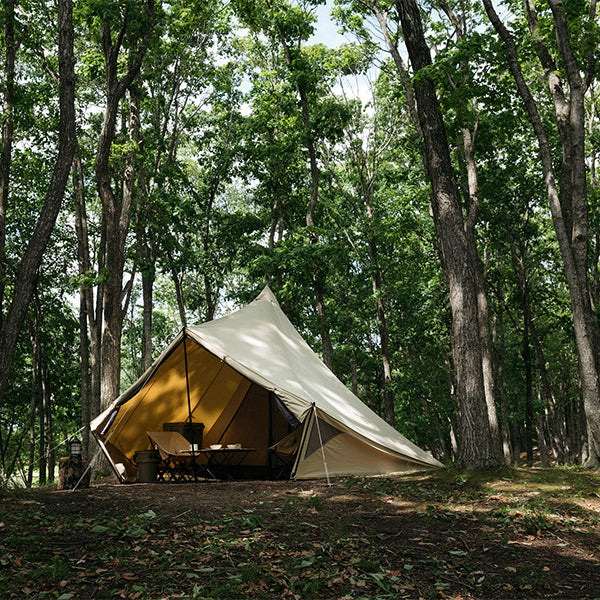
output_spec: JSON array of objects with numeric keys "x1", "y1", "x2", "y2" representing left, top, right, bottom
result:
[{"x1": 2, "y1": 469, "x2": 600, "y2": 599}]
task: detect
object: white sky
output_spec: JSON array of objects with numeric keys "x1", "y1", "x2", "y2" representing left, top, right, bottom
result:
[{"x1": 311, "y1": 1, "x2": 348, "y2": 48}]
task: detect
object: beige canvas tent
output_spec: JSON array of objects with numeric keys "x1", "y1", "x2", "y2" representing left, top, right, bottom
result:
[{"x1": 90, "y1": 286, "x2": 442, "y2": 481}]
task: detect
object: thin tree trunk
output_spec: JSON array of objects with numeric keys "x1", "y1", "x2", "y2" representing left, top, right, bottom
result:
[
  {"x1": 45, "y1": 365, "x2": 54, "y2": 484},
  {"x1": 529, "y1": 306, "x2": 566, "y2": 463},
  {"x1": 73, "y1": 157, "x2": 95, "y2": 459},
  {"x1": 28, "y1": 329, "x2": 38, "y2": 488},
  {"x1": 134, "y1": 165, "x2": 155, "y2": 374},
  {"x1": 324, "y1": 144, "x2": 396, "y2": 424},
  {"x1": 274, "y1": 22, "x2": 334, "y2": 370},
  {"x1": 95, "y1": 4, "x2": 154, "y2": 411},
  {"x1": 38, "y1": 342, "x2": 48, "y2": 487},
  {"x1": 491, "y1": 282, "x2": 512, "y2": 463},
  {"x1": 508, "y1": 233, "x2": 534, "y2": 464}
]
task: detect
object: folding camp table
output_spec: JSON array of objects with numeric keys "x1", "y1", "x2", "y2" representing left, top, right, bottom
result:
[
  {"x1": 190, "y1": 448, "x2": 255, "y2": 480},
  {"x1": 147, "y1": 431, "x2": 255, "y2": 481}
]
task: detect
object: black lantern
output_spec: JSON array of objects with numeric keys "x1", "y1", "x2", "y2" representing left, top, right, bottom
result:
[{"x1": 70, "y1": 437, "x2": 82, "y2": 461}]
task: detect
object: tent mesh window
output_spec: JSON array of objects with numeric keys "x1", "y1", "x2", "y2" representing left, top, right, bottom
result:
[{"x1": 304, "y1": 417, "x2": 341, "y2": 459}]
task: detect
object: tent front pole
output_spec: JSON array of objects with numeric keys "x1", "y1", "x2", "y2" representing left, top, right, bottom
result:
[
  {"x1": 312, "y1": 404, "x2": 331, "y2": 487},
  {"x1": 182, "y1": 330, "x2": 198, "y2": 482}
]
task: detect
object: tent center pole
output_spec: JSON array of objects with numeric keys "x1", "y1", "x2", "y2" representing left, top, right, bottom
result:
[{"x1": 183, "y1": 330, "x2": 198, "y2": 482}]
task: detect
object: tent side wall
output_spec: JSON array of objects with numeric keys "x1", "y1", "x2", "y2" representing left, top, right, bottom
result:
[
  {"x1": 294, "y1": 427, "x2": 426, "y2": 479},
  {"x1": 293, "y1": 409, "x2": 435, "y2": 479}
]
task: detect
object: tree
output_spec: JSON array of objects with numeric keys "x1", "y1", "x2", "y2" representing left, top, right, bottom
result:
[
  {"x1": 482, "y1": 0, "x2": 600, "y2": 466},
  {"x1": 90, "y1": 0, "x2": 155, "y2": 411},
  {"x1": 390, "y1": 0, "x2": 499, "y2": 467},
  {"x1": 0, "y1": 0, "x2": 77, "y2": 414}
]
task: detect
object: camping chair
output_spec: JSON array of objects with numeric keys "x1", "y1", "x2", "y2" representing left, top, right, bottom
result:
[
  {"x1": 146, "y1": 431, "x2": 195, "y2": 481},
  {"x1": 268, "y1": 428, "x2": 302, "y2": 479}
]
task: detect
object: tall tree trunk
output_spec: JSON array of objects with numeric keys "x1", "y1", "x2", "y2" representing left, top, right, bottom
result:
[
  {"x1": 73, "y1": 157, "x2": 96, "y2": 459},
  {"x1": 95, "y1": 6, "x2": 153, "y2": 408},
  {"x1": 439, "y1": 0, "x2": 503, "y2": 463},
  {"x1": 395, "y1": 0, "x2": 497, "y2": 468},
  {"x1": 508, "y1": 234, "x2": 534, "y2": 464},
  {"x1": 462, "y1": 132, "x2": 503, "y2": 462},
  {"x1": 38, "y1": 333, "x2": 48, "y2": 487},
  {"x1": 324, "y1": 121, "x2": 396, "y2": 425},
  {"x1": 0, "y1": 0, "x2": 18, "y2": 324},
  {"x1": 79, "y1": 288, "x2": 91, "y2": 458},
  {"x1": 482, "y1": 0, "x2": 600, "y2": 467},
  {"x1": 491, "y1": 282, "x2": 512, "y2": 462},
  {"x1": 44, "y1": 358, "x2": 54, "y2": 484},
  {"x1": 0, "y1": 0, "x2": 77, "y2": 410},
  {"x1": 28, "y1": 326, "x2": 38, "y2": 488}
]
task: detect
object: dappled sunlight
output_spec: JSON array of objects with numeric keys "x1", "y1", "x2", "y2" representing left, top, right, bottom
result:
[{"x1": 3, "y1": 469, "x2": 600, "y2": 599}]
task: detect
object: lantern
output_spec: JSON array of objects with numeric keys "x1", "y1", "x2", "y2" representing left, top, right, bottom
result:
[{"x1": 70, "y1": 437, "x2": 82, "y2": 461}]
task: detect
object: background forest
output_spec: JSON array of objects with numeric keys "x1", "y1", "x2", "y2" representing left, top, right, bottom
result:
[{"x1": 1, "y1": 0, "x2": 599, "y2": 486}]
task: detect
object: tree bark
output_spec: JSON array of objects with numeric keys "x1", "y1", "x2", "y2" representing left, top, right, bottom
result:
[
  {"x1": 0, "y1": 0, "x2": 18, "y2": 324},
  {"x1": 0, "y1": 0, "x2": 77, "y2": 410},
  {"x1": 395, "y1": 0, "x2": 497, "y2": 467}
]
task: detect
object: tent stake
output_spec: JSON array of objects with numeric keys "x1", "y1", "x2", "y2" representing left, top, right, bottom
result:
[{"x1": 183, "y1": 330, "x2": 198, "y2": 483}]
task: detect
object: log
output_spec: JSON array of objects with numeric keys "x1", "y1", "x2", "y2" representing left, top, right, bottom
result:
[{"x1": 57, "y1": 457, "x2": 90, "y2": 490}]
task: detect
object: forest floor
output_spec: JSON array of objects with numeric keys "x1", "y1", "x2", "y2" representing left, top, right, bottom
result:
[{"x1": 1, "y1": 466, "x2": 600, "y2": 599}]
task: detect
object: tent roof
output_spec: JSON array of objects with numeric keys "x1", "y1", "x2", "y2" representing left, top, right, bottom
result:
[{"x1": 185, "y1": 287, "x2": 440, "y2": 469}]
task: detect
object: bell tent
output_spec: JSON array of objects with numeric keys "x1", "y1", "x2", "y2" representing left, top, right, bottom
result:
[{"x1": 90, "y1": 286, "x2": 442, "y2": 481}]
